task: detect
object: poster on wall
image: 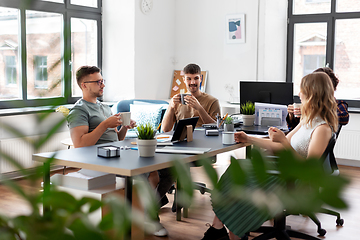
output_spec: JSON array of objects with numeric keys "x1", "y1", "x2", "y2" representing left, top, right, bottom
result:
[
  {"x1": 170, "y1": 70, "x2": 208, "y2": 98},
  {"x1": 226, "y1": 13, "x2": 245, "y2": 43}
]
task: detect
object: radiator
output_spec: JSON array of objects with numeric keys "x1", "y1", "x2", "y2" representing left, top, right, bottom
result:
[
  {"x1": 0, "y1": 132, "x2": 70, "y2": 174},
  {"x1": 335, "y1": 129, "x2": 360, "y2": 161}
]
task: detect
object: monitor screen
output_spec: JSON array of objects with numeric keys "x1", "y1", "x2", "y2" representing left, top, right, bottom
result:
[{"x1": 239, "y1": 81, "x2": 294, "y2": 106}]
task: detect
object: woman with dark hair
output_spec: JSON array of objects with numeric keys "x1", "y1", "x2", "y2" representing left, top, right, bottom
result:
[
  {"x1": 286, "y1": 67, "x2": 349, "y2": 131},
  {"x1": 201, "y1": 72, "x2": 338, "y2": 240}
]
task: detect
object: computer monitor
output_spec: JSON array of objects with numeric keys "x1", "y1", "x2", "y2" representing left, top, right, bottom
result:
[{"x1": 239, "y1": 81, "x2": 294, "y2": 106}]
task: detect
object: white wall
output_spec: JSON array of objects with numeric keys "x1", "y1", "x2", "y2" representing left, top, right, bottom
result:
[
  {"x1": 102, "y1": 0, "x2": 135, "y2": 102},
  {"x1": 102, "y1": 0, "x2": 288, "y2": 103}
]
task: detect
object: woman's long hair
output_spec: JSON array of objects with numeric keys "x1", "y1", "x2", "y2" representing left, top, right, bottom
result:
[{"x1": 300, "y1": 72, "x2": 338, "y2": 132}]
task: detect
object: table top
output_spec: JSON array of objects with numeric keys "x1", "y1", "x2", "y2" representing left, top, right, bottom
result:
[{"x1": 33, "y1": 129, "x2": 250, "y2": 177}]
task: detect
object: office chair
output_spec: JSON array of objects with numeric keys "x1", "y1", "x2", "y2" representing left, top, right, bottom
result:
[{"x1": 241, "y1": 133, "x2": 340, "y2": 240}]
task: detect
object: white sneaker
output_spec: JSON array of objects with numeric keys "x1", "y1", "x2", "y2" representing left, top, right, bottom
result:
[
  {"x1": 145, "y1": 222, "x2": 168, "y2": 237},
  {"x1": 153, "y1": 224, "x2": 168, "y2": 237}
]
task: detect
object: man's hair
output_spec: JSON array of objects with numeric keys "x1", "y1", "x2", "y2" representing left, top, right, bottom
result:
[
  {"x1": 76, "y1": 66, "x2": 101, "y2": 88},
  {"x1": 183, "y1": 63, "x2": 201, "y2": 75},
  {"x1": 313, "y1": 67, "x2": 339, "y2": 91}
]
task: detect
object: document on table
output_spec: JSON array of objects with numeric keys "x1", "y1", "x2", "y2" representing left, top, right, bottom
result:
[{"x1": 155, "y1": 146, "x2": 211, "y2": 154}]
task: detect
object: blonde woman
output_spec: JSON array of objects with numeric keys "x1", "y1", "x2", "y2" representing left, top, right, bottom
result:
[{"x1": 201, "y1": 72, "x2": 338, "y2": 240}]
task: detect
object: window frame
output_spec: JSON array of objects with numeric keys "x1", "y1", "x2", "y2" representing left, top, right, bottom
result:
[
  {"x1": 0, "y1": 0, "x2": 102, "y2": 109},
  {"x1": 286, "y1": 0, "x2": 360, "y2": 107}
]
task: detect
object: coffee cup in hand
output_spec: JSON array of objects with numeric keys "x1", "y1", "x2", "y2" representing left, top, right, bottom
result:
[
  {"x1": 222, "y1": 132, "x2": 235, "y2": 145},
  {"x1": 293, "y1": 103, "x2": 302, "y2": 118},
  {"x1": 180, "y1": 93, "x2": 191, "y2": 105},
  {"x1": 120, "y1": 112, "x2": 131, "y2": 126}
]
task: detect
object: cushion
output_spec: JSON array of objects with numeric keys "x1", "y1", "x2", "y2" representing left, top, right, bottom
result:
[{"x1": 130, "y1": 104, "x2": 166, "y2": 130}]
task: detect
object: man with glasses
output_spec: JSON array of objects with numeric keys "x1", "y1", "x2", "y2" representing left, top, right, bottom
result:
[
  {"x1": 67, "y1": 66, "x2": 168, "y2": 237},
  {"x1": 68, "y1": 66, "x2": 135, "y2": 146}
]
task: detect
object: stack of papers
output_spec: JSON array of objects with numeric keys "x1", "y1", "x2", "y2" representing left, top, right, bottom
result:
[{"x1": 50, "y1": 169, "x2": 116, "y2": 190}]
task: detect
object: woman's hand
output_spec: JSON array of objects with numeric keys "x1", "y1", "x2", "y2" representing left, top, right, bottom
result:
[
  {"x1": 234, "y1": 131, "x2": 248, "y2": 143},
  {"x1": 268, "y1": 127, "x2": 286, "y2": 143}
]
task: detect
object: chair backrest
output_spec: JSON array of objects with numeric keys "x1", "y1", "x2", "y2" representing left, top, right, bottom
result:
[{"x1": 321, "y1": 133, "x2": 339, "y2": 175}]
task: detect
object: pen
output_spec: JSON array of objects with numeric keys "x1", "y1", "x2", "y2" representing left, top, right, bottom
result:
[
  {"x1": 130, "y1": 147, "x2": 138, "y2": 150},
  {"x1": 156, "y1": 123, "x2": 162, "y2": 131},
  {"x1": 220, "y1": 113, "x2": 228, "y2": 127}
]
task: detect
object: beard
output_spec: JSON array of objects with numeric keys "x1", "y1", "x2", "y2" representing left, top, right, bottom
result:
[{"x1": 187, "y1": 84, "x2": 199, "y2": 93}]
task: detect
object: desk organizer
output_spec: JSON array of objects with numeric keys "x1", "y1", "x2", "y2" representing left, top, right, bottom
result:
[{"x1": 97, "y1": 145, "x2": 120, "y2": 158}]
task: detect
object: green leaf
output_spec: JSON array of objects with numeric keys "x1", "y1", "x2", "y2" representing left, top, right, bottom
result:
[
  {"x1": 198, "y1": 157, "x2": 218, "y2": 189},
  {"x1": 171, "y1": 159, "x2": 194, "y2": 208},
  {"x1": 251, "y1": 148, "x2": 268, "y2": 185},
  {"x1": 228, "y1": 156, "x2": 247, "y2": 186}
]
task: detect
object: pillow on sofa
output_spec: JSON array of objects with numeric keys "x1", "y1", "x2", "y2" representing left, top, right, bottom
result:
[{"x1": 130, "y1": 103, "x2": 166, "y2": 130}]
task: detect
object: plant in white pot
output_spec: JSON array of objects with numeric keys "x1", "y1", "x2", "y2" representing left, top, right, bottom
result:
[
  {"x1": 136, "y1": 122, "x2": 157, "y2": 157},
  {"x1": 241, "y1": 101, "x2": 255, "y2": 126},
  {"x1": 224, "y1": 116, "x2": 234, "y2": 131}
]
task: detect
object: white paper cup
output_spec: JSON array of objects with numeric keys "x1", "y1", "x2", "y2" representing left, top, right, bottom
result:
[
  {"x1": 222, "y1": 132, "x2": 235, "y2": 145},
  {"x1": 120, "y1": 112, "x2": 131, "y2": 126},
  {"x1": 180, "y1": 93, "x2": 191, "y2": 105},
  {"x1": 293, "y1": 103, "x2": 302, "y2": 118}
]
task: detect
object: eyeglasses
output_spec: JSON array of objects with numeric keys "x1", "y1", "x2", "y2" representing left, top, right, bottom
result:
[{"x1": 83, "y1": 79, "x2": 105, "y2": 86}]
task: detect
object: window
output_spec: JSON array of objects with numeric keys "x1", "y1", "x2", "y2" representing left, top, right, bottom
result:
[
  {"x1": 0, "y1": 0, "x2": 102, "y2": 108},
  {"x1": 34, "y1": 56, "x2": 48, "y2": 89},
  {"x1": 287, "y1": 0, "x2": 360, "y2": 106},
  {"x1": 303, "y1": 55, "x2": 326, "y2": 76},
  {"x1": 5, "y1": 56, "x2": 17, "y2": 85}
]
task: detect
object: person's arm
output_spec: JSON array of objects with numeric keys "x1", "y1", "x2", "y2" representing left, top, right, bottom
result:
[
  {"x1": 185, "y1": 95, "x2": 216, "y2": 124},
  {"x1": 307, "y1": 124, "x2": 332, "y2": 158},
  {"x1": 235, "y1": 131, "x2": 285, "y2": 154},
  {"x1": 116, "y1": 119, "x2": 136, "y2": 141},
  {"x1": 70, "y1": 113, "x2": 122, "y2": 148},
  {"x1": 337, "y1": 100, "x2": 349, "y2": 126},
  {"x1": 162, "y1": 94, "x2": 181, "y2": 132}
]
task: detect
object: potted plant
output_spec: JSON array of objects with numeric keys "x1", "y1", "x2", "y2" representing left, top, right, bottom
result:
[
  {"x1": 224, "y1": 116, "x2": 234, "y2": 131},
  {"x1": 136, "y1": 122, "x2": 157, "y2": 157},
  {"x1": 241, "y1": 101, "x2": 255, "y2": 126}
]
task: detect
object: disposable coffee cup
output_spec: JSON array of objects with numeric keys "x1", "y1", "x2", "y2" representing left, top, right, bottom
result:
[
  {"x1": 293, "y1": 103, "x2": 302, "y2": 118},
  {"x1": 120, "y1": 112, "x2": 131, "y2": 126},
  {"x1": 222, "y1": 132, "x2": 235, "y2": 145},
  {"x1": 180, "y1": 93, "x2": 191, "y2": 105}
]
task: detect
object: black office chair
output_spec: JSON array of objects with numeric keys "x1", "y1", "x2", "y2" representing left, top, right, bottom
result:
[{"x1": 241, "y1": 133, "x2": 341, "y2": 240}]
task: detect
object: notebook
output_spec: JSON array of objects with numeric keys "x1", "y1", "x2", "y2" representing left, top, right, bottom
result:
[{"x1": 155, "y1": 146, "x2": 211, "y2": 155}]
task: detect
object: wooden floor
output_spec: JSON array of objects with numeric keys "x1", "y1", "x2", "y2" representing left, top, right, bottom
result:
[{"x1": 1, "y1": 163, "x2": 360, "y2": 240}]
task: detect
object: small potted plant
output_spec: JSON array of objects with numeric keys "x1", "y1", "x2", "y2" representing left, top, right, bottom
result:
[
  {"x1": 136, "y1": 122, "x2": 157, "y2": 157},
  {"x1": 224, "y1": 116, "x2": 234, "y2": 132},
  {"x1": 241, "y1": 101, "x2": 255, "y2": 126}
]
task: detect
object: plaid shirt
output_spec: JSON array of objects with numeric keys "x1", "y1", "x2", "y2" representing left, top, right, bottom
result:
[
  {"x1": 286, "y1": 99, "x2": 349, "y2": 131},
  {"x1": 337, "y1": 100, "x2": 349, "y2": 126}
]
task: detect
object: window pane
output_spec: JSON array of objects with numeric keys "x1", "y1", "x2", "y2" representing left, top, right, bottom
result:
[
  {"x1": 0, "y1": 7, "x2": 21, "y2": 100},
  {"x1": 71, "y1": 18, "x2": 98, "y2": 97},
  {"x1": 293, "y1": 0, "x2": 331, "y2": 15},
  {"x1": 70, "y1": 0, "x2": 98, "y2": 8},
  {"x1": 336, "y1": 0, "x2": 360, "y2": 12},
  {"x1": 292, "y1": 23, "x2": 327, "y2": 95},
  {"x1": 334, "y1": 19, "x2": 360, "y2": 100},
  {"x1": 26, "y1": 10, "x2": 63, "y2": 99}
]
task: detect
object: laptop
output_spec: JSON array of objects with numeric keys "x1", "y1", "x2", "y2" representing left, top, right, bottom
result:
[
  {"x1": 236, "y1": 125, "x2": 288, "y2": 135},
  {"x1": 171, "y1": 116, "x2": 199, "y2": 141},
  {"x1": 155, "y1": 117, "x2": 200, "y2": 145}
]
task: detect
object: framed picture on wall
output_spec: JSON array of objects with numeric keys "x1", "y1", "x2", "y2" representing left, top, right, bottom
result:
[
  {"x1": 170, "y1": 70, "x2": 208, "y2": 98},
  {"x1": 226, "y1": 13, "x2": 245, "y2": 43}
]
